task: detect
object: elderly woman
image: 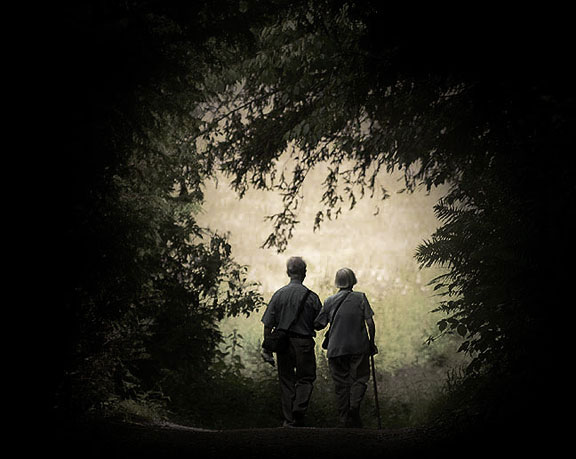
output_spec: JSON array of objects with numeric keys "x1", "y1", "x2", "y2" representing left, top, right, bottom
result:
[{"x1": 314, "y1": 268, "x2": 377, "y2": 428}]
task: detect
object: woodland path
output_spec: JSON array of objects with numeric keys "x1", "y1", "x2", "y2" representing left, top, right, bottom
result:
[{"x1": 51, "y1": 417, "x2": 548, "y2": 459}]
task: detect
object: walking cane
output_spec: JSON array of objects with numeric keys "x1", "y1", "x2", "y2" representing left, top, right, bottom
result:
[{"x1": 370, "y1": 353, "x2": 382, "y2": 429}]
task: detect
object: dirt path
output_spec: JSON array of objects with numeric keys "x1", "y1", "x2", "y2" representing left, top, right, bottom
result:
[
  {"x1": 51, "y1": 418, "x2": 550, "y2": 459},
  {"x1": 57, "y1": 421, "x2": 438, "y2": 458}
]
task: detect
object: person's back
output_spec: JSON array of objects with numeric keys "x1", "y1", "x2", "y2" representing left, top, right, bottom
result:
[
  {"x1": 314, "y1": 267, "x2": 376, "y2": 427},
  {"x1": 320, "y1": 290, "x2": 373, "y2": 358},
  {"x1": 264, "y1": 280, "x2": 320, "y2": 338}
]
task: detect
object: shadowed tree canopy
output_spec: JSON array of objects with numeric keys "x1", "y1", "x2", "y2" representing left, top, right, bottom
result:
[
  {"x1": 42, "y1": 0, "x2": 280, "y2": 423},
  {"x1": 196, "y1": 0, "x2": 574, "y2": 427},
  {"x1": 42, "y1": 0, "x2": 574, "y2": 439}
]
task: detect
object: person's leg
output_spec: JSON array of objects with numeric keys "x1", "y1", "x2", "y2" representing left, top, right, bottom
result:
[
  {"x1": 328, "y1": 355, "x2": 351, "y2": 426},
  {"x1": 292, "y1": 338, "x2": 316, "y2": 426},
  {"x1": 347, "y1": 353, "x2": 370, "y2": 427},
  {"x1": 276, "y1": 343, "x2": 297, "y2": 426}
]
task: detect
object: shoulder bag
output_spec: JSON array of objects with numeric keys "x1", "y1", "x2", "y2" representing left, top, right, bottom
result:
[{"x1": 262, "y1": 288, "x2": 311, "y2": 353}]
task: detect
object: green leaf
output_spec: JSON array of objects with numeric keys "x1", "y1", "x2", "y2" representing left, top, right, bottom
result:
[{"x1": 457, "y1": 324, "x2": 467, "y2": 337}]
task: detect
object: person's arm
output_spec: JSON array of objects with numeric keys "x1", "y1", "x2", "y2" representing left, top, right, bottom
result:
[
  {"x1": 261, "y1": 295, "x2": 277, "y2": 366},
  {"x1": 363, "y1": 292, "x2": 377, "y2": 355},
  {"x1": 366, "y1": 317, "x2": 376, "y2": 344},
  {"x1": 261, "y1": 325, "x2": 276, "y2": 366},
  {"x1": 314, "y1": 301, "x2": 329, "y2": 330},
  {"x1": 366, "y1": 317, "x2": 378, "y2": 355}
]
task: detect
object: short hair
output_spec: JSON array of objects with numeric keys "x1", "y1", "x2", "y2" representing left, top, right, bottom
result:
[
  {"x1": 335, "y1": 268, "x2": 357, "y2": 289},
  {"x1": 286, "y1": 256, "x2": 307, "y2": 278}
]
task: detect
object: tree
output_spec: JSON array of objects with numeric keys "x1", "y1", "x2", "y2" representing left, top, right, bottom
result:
[
  {"x1": 45, "y1": 0, "x2": 573, "y2": 433},
  {"x1": 45, "y1": 0, "x2": 269, "y2": 422},
  {"x1": 199, "y1": 0, "x2": 574, "y2": 428}
]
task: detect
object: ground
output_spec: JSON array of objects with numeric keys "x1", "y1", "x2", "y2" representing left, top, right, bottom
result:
[{"x1": 49, "y1": 417, "x2": 552, "y2": 459}]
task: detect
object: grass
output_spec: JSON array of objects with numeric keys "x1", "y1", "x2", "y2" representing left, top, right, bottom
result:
[
  {"x1": 215, "y1": 264, "x2": 470, "y2": 429},
  {"x1": 197, "y1": 166, "x2": 469, "y2": 429}
]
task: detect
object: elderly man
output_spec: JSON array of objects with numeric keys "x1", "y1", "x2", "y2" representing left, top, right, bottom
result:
[
  {"x1": 314, "y1": 267, "x2": 377, "y2": 428},
  {"x1": 261, "y1": 256, "x2": 322, "y2": 427}
]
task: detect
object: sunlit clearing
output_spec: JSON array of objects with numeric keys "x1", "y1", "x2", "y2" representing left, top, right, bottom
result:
[{"x1": 197, "y1": 158, "x2": 469, "y2": 426}]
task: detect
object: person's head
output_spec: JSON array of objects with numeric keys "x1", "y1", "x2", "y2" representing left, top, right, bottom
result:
[
  {"x1": 286, "y1": 256, "x2": 307, "y2": 281},
  {"x1": 335, "y1": 267, "x2": 357, "y2": 289}
]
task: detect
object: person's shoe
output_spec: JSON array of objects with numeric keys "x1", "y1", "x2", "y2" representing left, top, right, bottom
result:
[
  {"x1": 282, "y1": 420, "x2": 295, "y2": 428},
  {"x1": 292, "y1": 411, "x2": 305, "y2": 427},
  {"x1": 346, "y1": 408, "x2": 363, "y2": 428}
]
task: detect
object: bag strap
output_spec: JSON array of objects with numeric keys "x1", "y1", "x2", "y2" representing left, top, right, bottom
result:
[
  {"x1": 329, "y1": 290, "x2": 352, "y2": 326},
  {"x1": 284, "y1": 288, "x2": 311, "y2": 331}
]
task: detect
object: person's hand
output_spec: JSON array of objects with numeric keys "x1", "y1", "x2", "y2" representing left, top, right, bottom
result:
[{"x1": 261, "y1": 350, "x2": 275, "y2": 367}]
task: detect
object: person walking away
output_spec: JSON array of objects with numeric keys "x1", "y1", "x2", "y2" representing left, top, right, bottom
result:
[
  {"x1": 314, "y1": 267, "x2": 377, "y2": 428},
  {"x1": 261, "y1": 256, "x2": 322, "y2": 427}
]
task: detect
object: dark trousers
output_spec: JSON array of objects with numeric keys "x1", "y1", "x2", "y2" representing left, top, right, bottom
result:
[
  {"x1": 276, "y1": 337, "x2": 316, "y2": 424},
  {"x1": 328, "y1": 353, "x2": 370, "y2": 426}
]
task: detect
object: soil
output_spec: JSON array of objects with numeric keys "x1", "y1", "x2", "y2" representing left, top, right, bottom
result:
[{"x1": 48, "y1": 417, "x2": 551, "y2": 459}]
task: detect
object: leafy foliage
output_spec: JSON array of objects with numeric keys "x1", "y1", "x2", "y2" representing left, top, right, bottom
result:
[
  {"x1": 49, "y1": 0, "x2": 266, "y2": 421},
  {"x1": 197, "y1": 0, "x2": 574, "y2": 425},
  {"x1": 49, "y1": 0, "x2": 573, "y2": 431},
  {"x1": 199, "y1": 3, "x2": 495, "y2": 251}
]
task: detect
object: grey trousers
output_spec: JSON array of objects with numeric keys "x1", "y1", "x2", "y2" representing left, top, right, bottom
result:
[
  {"x1": 328, "y1": 353, "x2": 370, "y2": 425},
  {"x1": 276, "y1": 337, "x2": 316, "y2": 424}
]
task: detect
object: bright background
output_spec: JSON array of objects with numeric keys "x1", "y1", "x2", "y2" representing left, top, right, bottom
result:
[{"x1": 196, "y1": 158, "x2": 469, "y2": 426}]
